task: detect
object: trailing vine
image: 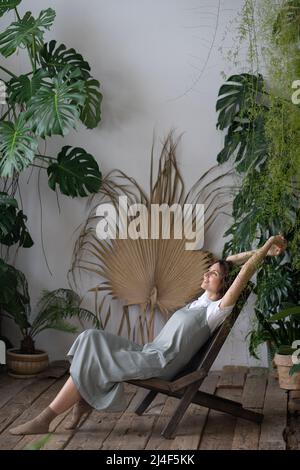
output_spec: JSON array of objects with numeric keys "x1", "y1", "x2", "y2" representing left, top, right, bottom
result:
[{"x1": 217, "y1": 0, "x2": 300, "y2": 358}]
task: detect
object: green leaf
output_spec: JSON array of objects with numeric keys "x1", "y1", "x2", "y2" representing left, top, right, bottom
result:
[
  {"x1": 273, "y1": 0, "x2": 300, "y2": 44},
  {"x1": 23, "y1": 433, "x2": 52, "y2": 450},
  {"x1": 269, "y1": 306, "x2": 300, "y2": 322},
  {"x1": 47, "y1": 146, "x2": 102, "y2": 197},
  {"x1": 39, "y1": 40, "x2": 91, "y2": 78},
  {"x1": 216, "y1": 74, "x2": 268, "y2": 172},
  {"x1": 0, "y1": 210, "x2": 33, "y2": 248},
  {"x1": 25, "y1": 66, "x2": 86, "y2": 137},
  {"x1": 7, "y1": 69, "x2": 47, "y2": 105},
  {"x1": 277, "y1": 344, "x2": 295, "y2": 355},
  {"x1": 0, "y1": 8, "x2": 56, "y2": 57},
  {"x1": 0, "y1": 116, "x2": 38, "y2": 177},
  {"x1": 0, "y1": 260, "x2": 31, "y2": 328},
  {"x1": 79, "y1": 77, "x2": 102, "y2": 129},
  {"x1": 0, "y1": 192, "x2": 18, "y2": 207},
  {"x1": 0, "y1": 193, "x2": 33, "y2": 247},
  {"x1": 38, "y1": 41, "x2": 102, "y2": 129},
  {"x1": 290, "y1": 363, "x2": 300, "y2": 376},
  {"x1": 0, "y1": 0, "x2": 21, "y2": 18},
  {"x1": 31, "y1": 288, "x2": 101, "y2": 337},
  {"x1": 216, "y1": 73, "x2": 265, "y2": 130}
]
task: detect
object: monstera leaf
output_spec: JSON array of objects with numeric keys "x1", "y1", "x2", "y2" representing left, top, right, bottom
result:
[
  {"x1": 0, "y1": 8, "x2": 56, "y2": 57},
  {"x1": 0, "y1": 0, "x2": 21, "y2": 17},
  {"x1": 0, "y1": 260, "x2": 31, "y2": 327},
  {"x1": 47, "y1": 146, "x2": 102, "y2": 197},
  {"x1": 0, "y1": 192, "x2": 17, "y2": 240},
  {"x1": 25, "y1": 66, "x2": 86, "y2": 137},
  {"x1": 216, "y1": 73, "x2": 265, "y2": 130},
  {"x1": 7, "y1": 69, "x2": 47, "y2": 105},
  {"x1": 79, "y1": 77, "x2": 102, "y2": 129},
  {"x1": 216, "y1": 73, "x2": 269, "y2": 172},
  {"x1": 0, "y1": 116, "x2": 38, "y2": 177},
  {"x1": 39, "y1": 40, "x2": 91, "y2": 78},
  {"x1": 0, "y1": 193, "x2": 33, "y2": 247},
  {"x1": 217, "y1": 115, "x2": 268, "y2": 171},
  {"x1": 39, "y1": 41, "x2": 102, "y2": 129}
]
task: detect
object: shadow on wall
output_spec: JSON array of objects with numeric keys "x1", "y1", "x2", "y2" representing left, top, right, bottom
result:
[{"x1": 54, "y1": 7, "x2": 147, "y2": 131}]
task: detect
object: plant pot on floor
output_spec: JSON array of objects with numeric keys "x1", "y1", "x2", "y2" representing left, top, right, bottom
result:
[
  {"x1": 6, "y1": 349, "x2": 49, "y2": 378},
  {"x1": 273, "y1": 353, "x2": 300, "y2": 390}
]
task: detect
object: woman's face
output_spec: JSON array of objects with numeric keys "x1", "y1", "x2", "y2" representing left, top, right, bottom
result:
[{"x1": 200, "y1": 262, "x2": 223, "y2": 295}]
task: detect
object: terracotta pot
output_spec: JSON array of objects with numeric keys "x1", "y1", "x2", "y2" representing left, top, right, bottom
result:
[
  {"x1": 273, "y1": 353, "x2": 300, "y2": 390},
  {"x1": 6, "y1": 348, "x2": 49, "y2": 378}
]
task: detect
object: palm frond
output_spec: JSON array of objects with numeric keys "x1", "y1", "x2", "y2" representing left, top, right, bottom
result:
[{"x1": 68, "y1": 131, "x2": 233, "y2": 342}]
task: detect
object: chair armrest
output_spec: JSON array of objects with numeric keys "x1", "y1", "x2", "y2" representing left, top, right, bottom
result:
[{"x1": 169, "y1": 369, "x2": 207, "y2": 392}]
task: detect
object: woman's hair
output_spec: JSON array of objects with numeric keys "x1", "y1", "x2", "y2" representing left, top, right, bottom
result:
[{"x1": 213, "y1": 259, "x2": 235, "y2": 297}]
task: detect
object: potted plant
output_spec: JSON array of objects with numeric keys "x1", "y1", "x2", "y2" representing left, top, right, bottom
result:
[
  {"x1": 268, "y1": 305, "x2": 300, "y2": 390},
  {"x1": 0, "y1": 259, "x2": 100, "y2": 377}
]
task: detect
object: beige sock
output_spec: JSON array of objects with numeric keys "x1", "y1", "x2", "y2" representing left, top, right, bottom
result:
[
  {"x1": 64, "y1": 398, "x2": 93, "y2": 430},
  {"x1": 9, "y1": 406, "x2": 58, "y2": 435}
]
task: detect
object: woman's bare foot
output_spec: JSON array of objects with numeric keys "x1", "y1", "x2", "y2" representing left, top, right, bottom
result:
[{"x1": 64, "y1": 398, "x2": 93, "y2": 430}]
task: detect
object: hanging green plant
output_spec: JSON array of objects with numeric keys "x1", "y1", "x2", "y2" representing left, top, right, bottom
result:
[{"x1": 217, "y1": 0, "x2": 300, "y2": 358}]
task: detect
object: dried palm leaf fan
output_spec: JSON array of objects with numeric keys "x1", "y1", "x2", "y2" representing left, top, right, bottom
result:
[{"x1": 68, "y1": 131, "x2": 236, "y2": 343}]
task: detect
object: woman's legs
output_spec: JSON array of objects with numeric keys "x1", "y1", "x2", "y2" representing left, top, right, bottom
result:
[
  {"x1": 50, "y1": 375, "x2": 93, "y2": 430},
  {"x1": 49, "y1": 376, "x2": 81, "y2": 414},
  {"x1": 9, "y1": 375, "x2": 92, "y2": 435}
]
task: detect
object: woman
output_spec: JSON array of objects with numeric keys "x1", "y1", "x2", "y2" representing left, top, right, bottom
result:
[{"x1": 9, "y1": 234, "x2": 287, "y2": 435}]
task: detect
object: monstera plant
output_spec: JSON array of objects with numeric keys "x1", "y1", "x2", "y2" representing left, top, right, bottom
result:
[
  {"x1": 0, "y1": 1, "x2": 102, "y2": 348},
  {"x1": 0, "y1": 1, "x2": 102, "y2": 186}
]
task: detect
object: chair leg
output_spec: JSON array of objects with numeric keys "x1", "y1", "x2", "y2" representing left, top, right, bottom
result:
[
  {"x1": 161, "y1": 382, "x2": 200, "y2": 439},
  {"x1": 135, "y1": 390, "x2": 158, "y2": 416},
  {"x1": 192, "y1": 390, "x2": 264, "y2": 423}
]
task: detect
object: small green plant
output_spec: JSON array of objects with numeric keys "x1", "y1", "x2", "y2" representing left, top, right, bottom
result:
[{"x1": 0, "y1": 258, "x2": 100, "y2": 354}]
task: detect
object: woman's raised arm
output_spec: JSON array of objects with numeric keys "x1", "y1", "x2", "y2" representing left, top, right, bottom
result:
[
  {"x1": 225, "y1": 250, "x2": 256, "y2": 266},
  {"x1": 220, "y1": 235, "x2": 287, "y2": 309},
  {"x1": 225, "y1": 237, "x2": 286, "y2": 266}
]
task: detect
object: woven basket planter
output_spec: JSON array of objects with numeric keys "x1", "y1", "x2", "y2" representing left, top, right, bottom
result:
[
  {"x1": 273, "y1": 353, "x2": 300, "y2": 390},
  {"x1": 6, "y1": 348, "x2": 49, "y2": 378}
]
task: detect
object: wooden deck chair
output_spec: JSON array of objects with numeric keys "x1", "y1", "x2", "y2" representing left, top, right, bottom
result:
[{"x1": 126, "y1": 285, "x2": 263, "y2": 439}]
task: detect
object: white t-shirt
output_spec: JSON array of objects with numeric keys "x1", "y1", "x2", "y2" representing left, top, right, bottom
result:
[{"x1": 188, "y1": 291, "x2": 235, "y2": 333}]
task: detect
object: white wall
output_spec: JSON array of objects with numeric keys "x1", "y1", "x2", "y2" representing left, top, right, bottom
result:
[{"x1": 1, "y1": 0, "x2": 268, "y2": 368}]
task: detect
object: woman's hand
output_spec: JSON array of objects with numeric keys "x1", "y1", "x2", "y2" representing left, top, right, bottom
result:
[
  {"x1": 220, "y1": 233, "x2": 287, "y2": 309},
  {"x1": 267, "y1": 234, "x2": 287, "y2": 256}
]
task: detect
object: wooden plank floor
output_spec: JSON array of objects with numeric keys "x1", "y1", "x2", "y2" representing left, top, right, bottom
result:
[{"x1": 0, "y1": 363, "x2": 298, "y2": 450}]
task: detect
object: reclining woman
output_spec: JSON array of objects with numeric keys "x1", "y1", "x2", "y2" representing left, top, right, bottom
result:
[{"x1": 9, "y1": 234, "x2": 287, "y2": 435}]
